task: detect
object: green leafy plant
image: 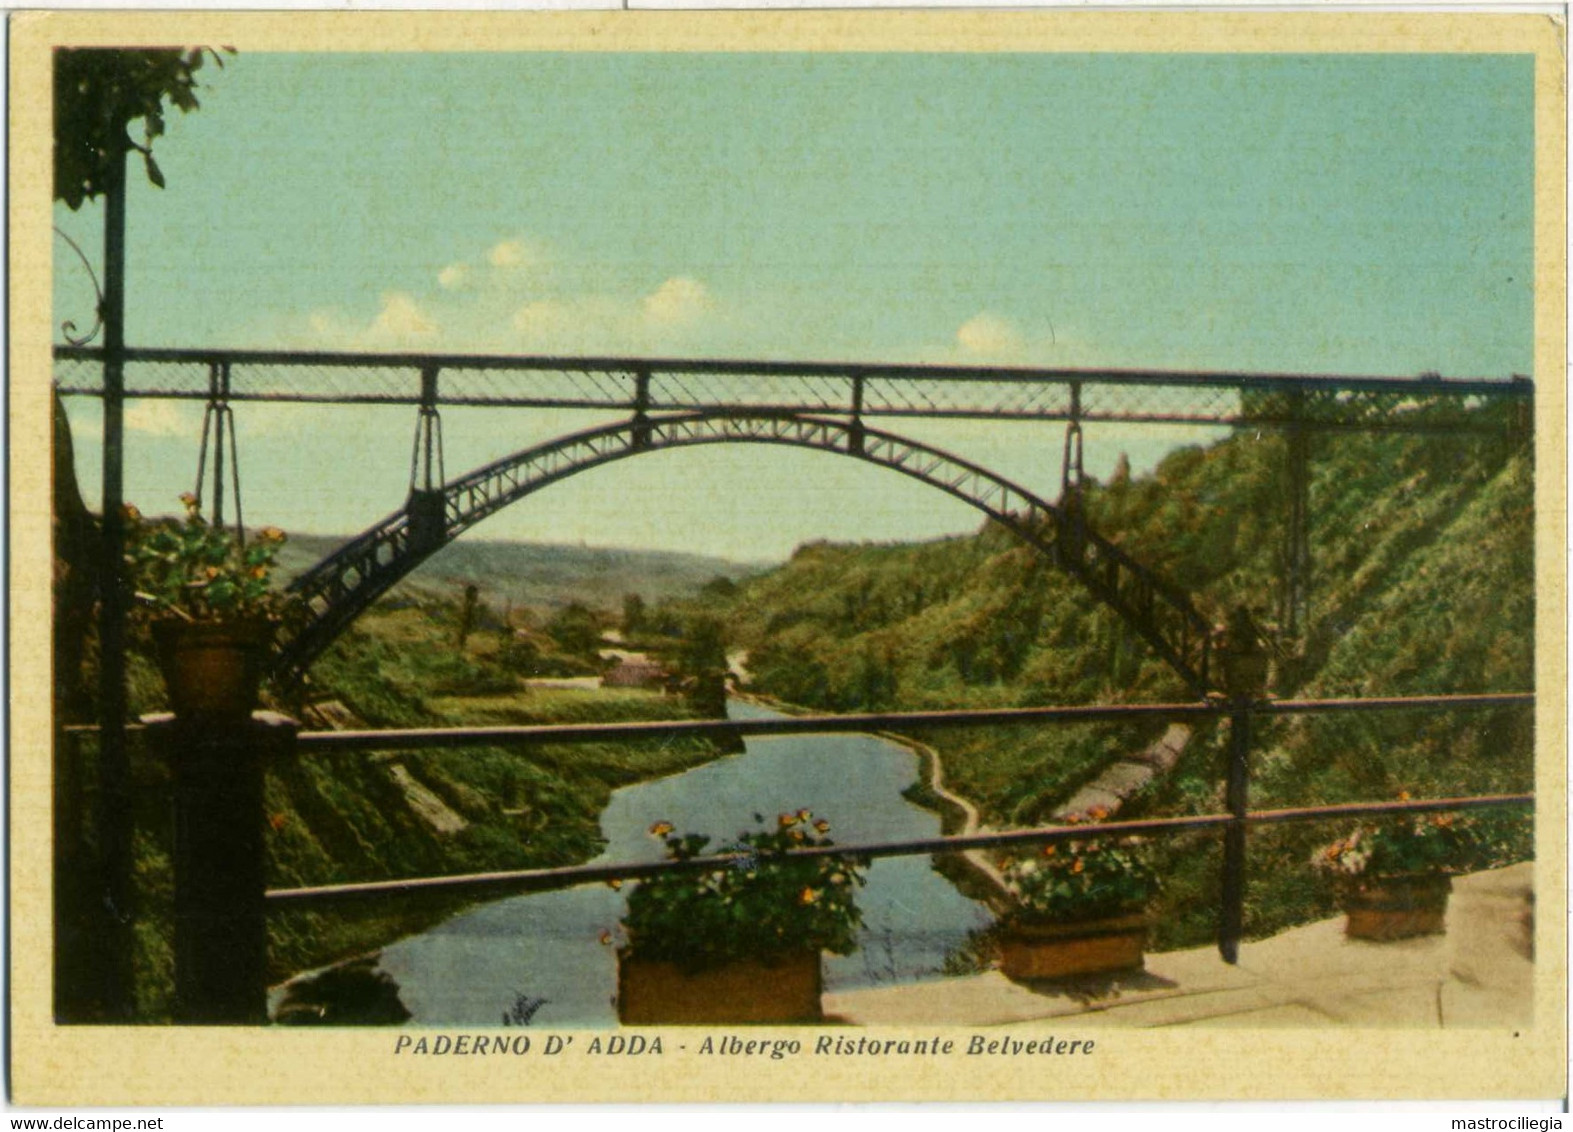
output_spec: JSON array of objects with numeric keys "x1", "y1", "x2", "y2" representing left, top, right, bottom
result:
[
  {"x1": 1311, "y1": 801, "x2": 1480, "y2": 880},
  {"x1": 613, "y1": 809, "x2": 866, "y2": 971},
  {"x1": 125, "y1": 494, "x2": 295, "y2": 623},
  {"x1": 55, "y1": 47, "x2": 233, "y2": 209},
  {"x1": 1000, "y1": 809, "x2": 1159, "y2": 922}
]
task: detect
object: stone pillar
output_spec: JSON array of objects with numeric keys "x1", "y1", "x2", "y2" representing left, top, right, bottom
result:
[{"x1": 151, "y1": 710, "x2": 297, "y2": 1024}]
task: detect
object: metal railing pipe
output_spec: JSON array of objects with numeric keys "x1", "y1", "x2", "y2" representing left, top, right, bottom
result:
[
  {"x1": 263, "y1": 792, "x2": 1533, "y2": 909},
  {"x1": 288, "y1": 692, "x2": 1533, "y2": 756}
]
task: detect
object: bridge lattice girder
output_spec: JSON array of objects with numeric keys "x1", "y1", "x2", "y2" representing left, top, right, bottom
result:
[
  {"x1": 275, "y1": 412, "x2": 1214, "y2": 693},
  {"x1": 53, "y1": 345, "x2": 1533, "y2": 434}
]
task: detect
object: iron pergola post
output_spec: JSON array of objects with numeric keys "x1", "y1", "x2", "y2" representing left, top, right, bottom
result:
[
  {"x1": 92, "y1": 132, "x2": 135, "y2": 1020},
  {"x1": 1218, "y1": 700, "x2": 1252, "y2": 964}
]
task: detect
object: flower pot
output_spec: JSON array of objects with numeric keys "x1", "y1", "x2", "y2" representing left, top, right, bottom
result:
[
  {"x1": 1341, "y1": 874, "x2": 1451, "y2": 941},
  {"x1": 152, "y1": 618, "x2": 274, "y2": 720},
  {"x1": 999, "y1": 912, "x2": 1147, "y2": 981},
  {"x1": 616, "y1": 950, "x2": 822, "y2": 1024}
]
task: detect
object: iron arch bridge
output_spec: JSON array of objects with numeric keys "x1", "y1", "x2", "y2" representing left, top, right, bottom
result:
[
  {"x1": 55, "y1": 343, "x2": 1533, "y2": 696},
  {"x1": 273, "y1": 411, "x2": 1215, "y2": 692}
]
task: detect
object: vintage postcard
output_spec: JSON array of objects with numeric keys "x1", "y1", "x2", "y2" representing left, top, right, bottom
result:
[{"x1": 8, "y1": 9, "x2": 1567, "y2": 1106}]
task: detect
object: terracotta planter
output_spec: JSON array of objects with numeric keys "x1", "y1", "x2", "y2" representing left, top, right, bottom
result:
[
  {"x1": 999, "y1": 912, "x2": 1147, "y2": 981},
  {"x1": 616, "y1": 950, "x2": 822, "y2": 1024},
  {"x1": 152, "y1": 618, "x2": 274, "y2": 720},
  {"x1": 1342, "y1": 874, "x2": 1451, "y2": 941}
]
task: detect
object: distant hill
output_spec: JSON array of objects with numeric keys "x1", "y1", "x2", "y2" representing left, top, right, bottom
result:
[{"x1": 274, "y1": 533, "x2": 769, "y2": 614}]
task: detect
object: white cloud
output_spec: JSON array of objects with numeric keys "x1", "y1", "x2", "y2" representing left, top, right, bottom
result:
[
  {"x1": 307, "y1": 311, "x2": 341, "y2": 340},
  {"x1": 371, "y1": 292, "x2": 438, "y2": 341},
  {"x1": 956, "y1": 312, "x2": 1026, "y2": 359},
  {"x1": 124, "y1": 400, "x2": 192, "y2": 438},
  {"x1": 487, "y1": 239, "x2": 534, "y2": 269},
  {"x1": 511, "y1": 299, "x2": 571, "y2": 335},
  {"x1": 642, "y1": 276, "x2": 712, "y2": 326},
  {"x1": 437, "y1": 263, "x2": 470, "y2": 290}
]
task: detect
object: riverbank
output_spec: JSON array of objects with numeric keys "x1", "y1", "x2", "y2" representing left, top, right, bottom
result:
[
  {"x1": 730, "y1": 691, "x2": 1011, "y2": 910},
  {"x1": 269, "y1": 689, "x2": 739, "y2": 1021},
  {"x1": 255, "y1": 601, "x2": 751, "y2": 1011},
  {"x1": 283, "y1": 697, "x2": 992, "y2": 1025}
]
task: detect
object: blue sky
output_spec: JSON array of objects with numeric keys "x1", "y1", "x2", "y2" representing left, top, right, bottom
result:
[{"x1": 54, "y1": 51, "x2": 1534, "y2": 561}]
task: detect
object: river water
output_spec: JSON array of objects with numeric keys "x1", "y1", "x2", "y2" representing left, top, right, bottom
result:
[{"x1": 374, "y1": 700, "x2": 993, "y2": 1026}]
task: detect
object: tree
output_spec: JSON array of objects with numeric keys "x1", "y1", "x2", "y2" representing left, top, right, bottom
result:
[
  {"x1": 620, "y1": 593, "x2": 647, "y2": 638},
  {"x1": 456, "y1": 584, "x2": 481, "y2": 650},
  {"x1": 54, "y1": 47, "x2": 229, "y2": 209},
  {"x1": 674, "y1": 615, "x2": 729, "y2": 718},
  {"x1": 546, "y1": 602, "x2": 603, "y2": 659},
  {"x1": 698, "y1": 575, "x2": 740, "y2": 601}
]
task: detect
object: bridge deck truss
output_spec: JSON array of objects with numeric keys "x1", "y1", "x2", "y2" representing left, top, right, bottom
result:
[{"x1": 54, "y1": 346, "x2": 1532, "y2": 433}]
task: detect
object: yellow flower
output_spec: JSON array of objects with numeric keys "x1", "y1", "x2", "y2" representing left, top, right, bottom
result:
[
  {"x1": 790, "y1": 829, "x2": 805, "y2": 842},
  {"x1": 779, "y1": 813, "x2": 797, "y2": 827},
  {"x1": 1397, "y1": 790, "x2": 1412, "y2": 802},
  {"x1": 179, "y1": 492, "x2": 199, "y2": 507},
  {"x1": 598, "y1": 930, "x2": 613, "y2": 946},
  {"x1": 798, "y1": 887, "x2": 819, "y2": 905},
  {"x1": 121, "y1": 503, "x2": 141, "y2": 522},
  {"x1": 1042, "y1": 844, "x2": 1057, "y2": 857},
  {"x1": 204, "y1": 566, "x2": 221, "y2": 579},
  {"x1": 813, "y1": 820, "x2": 831, "y2": 834},
  {"x1": 797, "y1": 808, "x2": 812, "y2": 822},
  {"x1": 606, "y1": 878, "x2": 623, "y2": 891},
  {"x1": 1072, "y1": 859, "x2": 1084, "y2": 873},
  {"x1": 648, "y1": 820, "x2": 675, "y2": 838},
  {"x1": 258, "y1": 526, "x2": 286, "y2": 543}
]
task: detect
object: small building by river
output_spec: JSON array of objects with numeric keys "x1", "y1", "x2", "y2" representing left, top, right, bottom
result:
[{"x1": 602, "y1": 658, "x2": 670, "y2": 690}]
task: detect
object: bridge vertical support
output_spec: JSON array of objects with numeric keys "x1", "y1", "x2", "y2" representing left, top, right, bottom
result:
[
  {"x1": 1061, "y1": 382, "x2": 1085, "y2": 505},
  {"x1": 409, "y1": 365, "x2": 445, "y2": 494},
  {"x1": 406, "y1": 366, "x2": 448, "y2": 554},
  {"x1": 211, "y1": 364, "x2": 226, "y2": 528},
  {"x1": 1058, "y1": 383, "x2": 1087, "y2": 569},
  {"x1": 196, "y1": 362, "x2": 243, "y2": 534},
  {"x1": 849, "y1": 374, "x2": 866, "y2": 455},
  {"x1": 1280, "y1": 395, "x2": 1311, "y2": 639},
  {"x1": 156, "y1": 710, "x2": 296, "y2": 1024},
  {"x1": 407, "y1": 489, "x2": 448, "y2": 554},
  {"x1": 632, "y1": 369, "x2": 652, "y2": 450}
]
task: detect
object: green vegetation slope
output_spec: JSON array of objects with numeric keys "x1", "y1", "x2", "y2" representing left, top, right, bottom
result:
[{"x1": 705, "y1": 424, "x2": 1535, "y2": 951}]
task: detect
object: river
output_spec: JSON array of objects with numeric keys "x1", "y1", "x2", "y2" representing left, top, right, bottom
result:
[{"x1": 372, "y1": 699, "x2": 993, "y2": 1027}]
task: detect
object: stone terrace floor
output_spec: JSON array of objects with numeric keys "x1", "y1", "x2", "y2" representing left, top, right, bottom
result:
[{"x1": 825, "y1": 864, "x2": 1534, "y2": 1029}]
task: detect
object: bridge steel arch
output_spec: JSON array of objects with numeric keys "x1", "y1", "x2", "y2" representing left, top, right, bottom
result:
[{"x1": 274, "y1": 412, "x2": 1215, "y2": 693}]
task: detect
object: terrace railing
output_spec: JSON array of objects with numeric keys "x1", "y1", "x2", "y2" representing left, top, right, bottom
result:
[{"x1": 64, "y1": 691, "x2": 1534, "y2": 1023}]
